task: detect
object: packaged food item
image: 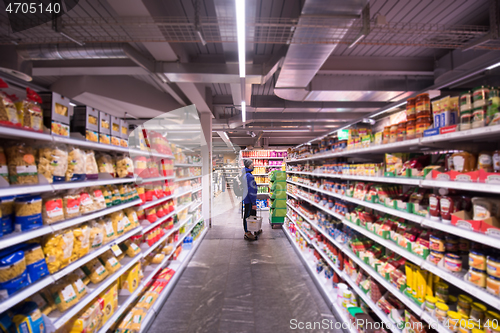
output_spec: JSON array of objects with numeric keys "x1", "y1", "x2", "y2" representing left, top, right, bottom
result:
[
  {"x1": 406, "y1": 98, "x2": 416, "y2": 120},
  {"x1": 472, "y1": 105, "x2": 487, "y2": 128},
  {"x1": 66, "y1": 146, "x2": 86, "y2": 182},
  {"x1": 109, "y1": 185, "x2": 121, "y2": 205},
  {"x1": 97, "y1": 282, "x2": 118, "y2": 324},
  {"x1": 42, "y1": 230, "x2": 74, "y2": 273},
  {"x1": 99, "y1": 133, "x2": 111, "y2": 145},
  {"x1": 37, "y1": 144, "x2": 68, "y2": 183},
  {"x1": 67, "y1": 273, "x2": 87, "y2": 300},
  {"x1": 487, "y1": 88, "x2": 500, "y2": 125},
  {"x1": 124, "y1": 208, "x2": 140, "y2": 228},
  {"x1": 88, "y1": 220, "x2": 104, "y2": 250},
  {"x1": 63, "y1": 191, "x2": 81, "y2": 219},
  {"x1": 119, "y1": 262, "x2": 141, "y2": 293},
  {"x1": 1, "y1": 196, "x2": 14, "y2": 235},
  {"x1": 416, "y1": 116, "x2": 432, "y2": 136},
  {"x1": 0, "y1": 81, "x2": 21, "y2": 127},
  {"x1": 82, "y1": 258, "x2": 109, "y2": 284},
  {"x1": 467, "y1": 267, "x2": 487, "y2": 288},
  {"x1": 469, "y1": 250, "x2": 486, "y2": 270},
  {"x1": 14, "y1": 195, "x2": 43, "y2": 231},
  {"x1": 0, "y1": 147, "x2": 8, "y2": 184},
  {"x1": 23, "y1": 243, "x2": 49, "y2": 283},
  {"x1": 84, "y1": 150, "x2": 99, "y2": 180},
  {"x1": 444, "y1": 253, "x2": 462, "y2": 272},
  {"x1": 487, "y1": 256, "x2": 500, "y2": 278},
  {"x1": 451, "y1": 152, "x2": 477, "y2": 173},
  {"x1": 151, "y1": 253, "x2": 165, "y2": 264},
  {"x1": 11, "y1": 301, "x2": 46, "y2": 333},
  {"x1": 6, "y1": 142, "x2": 38, "y2": 185},
  {"x1": 473, "y1": 86, "x2": 489, "y2": 107},
  {"x1": 15, "y1": 88, "x2": 43, "y2": 132},
  {"x1": 50, "y1": 278, "x2": 79, "y2": 312},
  {"x1": 472, "y1": 197, "x2": 493, "y2": 220},
  {"x1": 487, "y1": 275, "x2": 500, "y2": 295},
  {"x1": 30, "y1": 291, "x2": 56, "y2": 315},
  {"x1": 73, "y1": 267, "x2": 90, "y2": 285},
  {"x1": 71, "y1": 224, "x2": 91, "y2": 261},
  {"x1": 136, "y1": 292, "x2": 158, "y2": 310},
  {"x1": 145, "y1": 207, "x2": 157, "y2": 223},
  {"x1": 470, "y1": 302, "x2": 487, "y2": 323},
  {"x1": 0, "y1": 249, "x2": 29, "y2": 298},
  {"x1": 115, "y1": 154, "x2": 134, "y2": 178},
  {"x1": 457, "y1": 294, "x2": 473, "y2": 317},
  {"x1": 97, "y1": 153, "x2": 115, "y2": 176},
  {"x1": 79, "y1": 189, "x2": 95, "y2": 215},
  {"x1": 68, "y1": 300, "x2": 103, "y2": 333},
  {"x1": 41, "y1": 194, "x2": 64, "y2": 225},
  {"x1": 99, "y1": 251, "x2": 121, "y2": 274},
  {"x1": 89, "y1": 187, "x2": 106, "y2": 211},
  {"x1": 109, "y1": 211, "x2": 126, "y2": 236},
  {"x1": 416, "y1": 93, "x2": 431, "y2": 117},
  {"x1": 119, "y1": 240, "x2": 141, "y2": 258}
]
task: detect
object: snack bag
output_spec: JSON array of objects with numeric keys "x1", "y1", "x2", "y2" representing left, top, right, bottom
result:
[
  {"x1": 5, "y1": 142, "x2": 38, "y2": 185},
  {"x1": 66, "y1": 146, "x2": 86, "y2": 182},
  {"x1": 37, "y1": 144, "x2": 68, "y2": 183}
]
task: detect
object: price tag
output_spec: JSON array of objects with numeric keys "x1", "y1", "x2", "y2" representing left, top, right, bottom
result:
[{"x1": 111, "y1": 244, "x2": 123, "y2": 257}]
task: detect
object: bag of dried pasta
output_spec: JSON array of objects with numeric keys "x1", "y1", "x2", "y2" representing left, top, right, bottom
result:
[
  {"x1": 79, "y1": 189, "x2": 95, "y2": 215},
  {"x1": 97, "y1": 153, "x2": 115, "y2": 177},
  {"x1": 0, "y1": 196, "x2": 14, "y2": 235},
  {"x1": 89, "y1": 187, "x2": 106, "y2": 211},
  {"x1": 66, "y1": 146, "x2": 86, "y2": 182},
  {"x1": 89, "y1": 220, "x2": 104, "y2": 250},
  {"x1": 0, "y1": 249, "x2": 29, "y2": 298},
  {"x1": 0, "y1": 80, "x2": 21, "y2": 127},
  {"x1": 29, "y1": 290, "x2": 56, "y2": 315},
  {"x1": 115, "y1": 154, "x2": 134, "y2": 178},
  {"x1": 37, "y1": 144, "x2": 68, "y2": 183},
  {"x1": 22, "y1": 243, "x2": 49, "y2": 283},
  {"x1": 81, "y1": 258, "x2": 108, "y2": 284},
  {"x1": 136, "y1": 292, "x2": 158, "y2": 311},
  {"x1": 42, "y1": 230, "x2": 74, "y2": 273},
  {"x1": 109, "y1": 185, "x2": 121, "y2": 206},
  {"x1": 71, "y1": 224, "x2": 90, "y2": 261},
  {"x1": 124, "y1": 208, "x2": 140, "y2": 228},
  {"x1": 99, "y1": 217, "x2": 116, "y2": 244},
  {"x1": 14, "y1": 195, "x2": 42, "y2": 232},
  {"x1": 118, "y1": 239, "x2": 141, "y2": 258},
  {"x1": 73, "y1": 267, "x2": 90, "y2": 285},
  {"x1": 41, "y1": 194, "x2": 64, "y2": 225},
  {"x1": 100, "y1": 186, "x2": 112, "y2": 207},
  {"x1": 15, "y1": 88, "x2": 43, "y2": 132},
  {"x1": 145, "y1": 207, "x2": 157, "y2": 223},
  {"x1": 5, "y1": 142, "x2": 38, "y2": 185},
  {"x1": 136, "y1": 207, "x2": 145, "y2": 221},
  {"x1": 66, "y1": 273, "x2": 87, "y2": 300},
  {"x1": 85, "y1": 150, "x2": 99, "y2": 180},
  {"x1": 63, "y1": 191, "x2": 81, "y2": 219},
  {"x1": 49, "y1": 277, "x2": 79, "y2": 312},
  {"x1": 98, "y1": 251, "x2": 121, "y2": 274},
  {"x1": 108, "y1": 211, "x2": 125, "y2": 236},
  {"x1": 0, "y1": 147, "x2": 8, "y2": 184},
  {"x1": 151, "y1": 253, "x2": 165, "y2": 265}
]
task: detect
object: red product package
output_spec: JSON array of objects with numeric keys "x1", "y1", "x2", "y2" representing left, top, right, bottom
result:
[{"x1": 145, "y1": 207, "x2": 158, "y2": 223}]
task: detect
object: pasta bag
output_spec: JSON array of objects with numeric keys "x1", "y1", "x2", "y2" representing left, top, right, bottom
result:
[
  {"x1": 0, "y1": 83, "x2": 21, "y2": 127},
  {"x1": 1, "y1": 196, "x2": 15, "y2": 235},
  {"x1": 79, "y1": 189, "x2": 95, "y2": 215},
  {"x1": 42, "y1": 233, "x2": 63, "y2": 273},
  {"x1": 108, "y1": 211, "x2": 125, "y2": 236},
  {"x1": 84, "y1": 150, "x2": 99, "y2": 180},
  {"x1": 66, "y1": 146, "x2": 86, "y2": 182},
  {"x1": 73, "y1": 267, "x2": 90, "y2": 285},
  {"x1": 124, "y1": 208, "x2": 140, "y2": 228},
  {"x1": 96, "y1": 153, "x2": 115, "y2": 177},
  {"x1": 11, "y1": 301, "x2": 46, "y2": 333},
  {"x1": 99, "y1": 217, "x2": 116, "y2": 244},
  {"x1": 22, "y1": 243, "x2": 49, "y2": 283},
  {"x1": 98, "y1": 251, "x2": 121, "y2": 274},
  {"x1": 81, "y1": 258, "x2": 108, "y2": 284},
  {"x1": 67, "y1": 273, "x2": 87, "y2": 300},
  {"x1": 29, "y1": 291, "x2": 56, "y2": 316},
  {"x1": 151, "y1": 253, "x2": 164, "y2": 265},
  {"x1": 89, "y1": 220, "x2": 104, "y2": 250},
  {"x1": 60, "y1": 229, "x2": 75, "y2": 268},
  {"x1": 0, "y1": 249, "x2": 29, "y2": 298},
  {"x1": 69, "y1": 300, "x2": 103, "y2": 333},
  {"x1": 115, "y1": 154, "x2": 134, "y2": 178},
  {"x1": 16, "y1": 88, "x2": 43, "y2": 132},
  {"x1": 118, "y1": 239, "x2": 141, "y2": 258},
  {"x1": 37, "y1": 144, "x2": 68, "y2": 183},
  {"x1": 109, "y1": 185, "x2": 121, "y2": 206},
  {"x1": 71, "y1": 224, "x2": 90, "y2": 261},
  {"x1": 14, "y1": 195, "x2": 43, "y2": 232},
  {"x1": 5, "y1": 142, "x2": 38, "y2": 185},
  {"x1": 100, "y1": 186, "x2": 112, "y2": 207},
  {"x1": 50, "y1": 278, "x2": 79, "y2": 312},
  {"x1": 41, "y1": 194, "x2": 64, "y2": 225},
  {"x1": 90, "y1": 187, "x2": 106, "y2": 211},
  {"x1": 136, "y1": 292, "x2": 158, "y2": 311},
  {"x1": 0, "y1": 147, "x2": 9, "y2": 184},
  {"x1": 63, "y1": 191, "x2": 81, "y2": 219}
]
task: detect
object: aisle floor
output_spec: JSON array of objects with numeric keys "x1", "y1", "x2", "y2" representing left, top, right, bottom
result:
[{"x1": 150, "y1": 189, "x2": 341, "y2": 333}]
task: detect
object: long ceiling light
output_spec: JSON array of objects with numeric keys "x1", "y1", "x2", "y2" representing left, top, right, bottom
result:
[
  {"x1": 487, "y1": 62, "x2": 500, "y2": 70},
  {"x1": 241, "y1": 101, "x2": 246, "y2": 122},
  {"x1": 235, "y1": 0, "x2": 246, "y2": 78},
  {"x1": 369, "y1": 101, "x2": 406, "y2": 118}
]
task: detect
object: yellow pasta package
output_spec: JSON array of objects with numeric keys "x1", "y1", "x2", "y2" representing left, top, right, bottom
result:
[
  {"x1": 119, "y1": 262, "x2": 140, "y2": 293},
  {"x1": 98, "y1": 282, "x2": 118, "y2": 324},
  {"x1": 37, "y1": 144, "x2": 68, "y2": 183},
  {"x1": 99, "y1": 217, "x2": 116, "y2": 244},
  {"x1": 81, "y1": 258, "x2": 109, "y2": 284},
  {"x1": 89, "y1": 220, "x2": 104, "y2": 250},
  {"x1": 67, "y1": 273, "x2": 87, "y2": 300},
  {"x1": 108, "y1": 211, "x2": 125, "y2": 236},
  {"x1": 136, "y1": 292, "x2": 159, "y2": 310},
  {"x1": 42, "y1": 230, "x2": 74, "y2": 273},
  {"x1": 119, "y1": 239, "x2": 141, "y2": 258},
  {"x1": 151, "y1": 253, "x2": 165, "y2": 265},
  {"x1": 123, "y1": 208, "x2": 140, "y2": 228},
  {"x1": 66, "y1": 146, "x2": 86, "y2": 182},
  {"x1": 98, "y1": 251, "x2": 121, "y2": 274},
  {"x1": 68, "y1": 300, "x2": 103, "y2": 333},
  {"x1": 5, "y1": 142, "x2": 38, "y2": 185},
  {"x1": 71, "y1": 224, "x2": 90, "y2": 261},
  {"x1": 73, "y1": 267, "x2": 90, "y2": 285},
  {"x1": 129, "y1": 307, "x2": 146, "y2": 332},
  {"x1": 50, "y1": 278, "x2": 79, "y2": 312}
]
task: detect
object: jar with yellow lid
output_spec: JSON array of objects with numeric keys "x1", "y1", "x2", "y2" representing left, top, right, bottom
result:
[
  {"x1": 425, "y1": 295, "x2": 438, "y2": 314},
  {"x1": 436, "y1": 303, "x2": 449, "y2": 322},
  {"x1": 448, "y1": 312, "x2": 463, "y2": 332},
  {"x1": 471, "y1": 302, "x2": 487, "y2": 323},
  {"x1": 458, "y1": 295, "x2": 473, "y2": 317},
  {"x1": 436, "y1": 282, "x2": 450, "y2": 303},
  {"x1": 485, "y1": 311, "x2": 500, "y2": 333}
]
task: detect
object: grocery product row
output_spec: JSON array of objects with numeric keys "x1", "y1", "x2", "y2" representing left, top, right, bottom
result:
[
  {"x1": 286, "y1": 151, "x2": 500, "y2": 192},
  {"x1": 0, "y1": 215, "x2": 206, "y2": 333},
  {"x1": 241, "y1": 150, "x2": 287, "y2": 158},
  {"x1": 286, "y1": 172, "x2": 500, "y2": 250},
  {"x1": 254, "y1": 175, "x2": 269, "y2": 185},
  {"x1": 285, "y1": 202, "x2": 500, "y2": 333},
  {"x1": 250, "y1": 159, "x2": 284, "y2": 167}
]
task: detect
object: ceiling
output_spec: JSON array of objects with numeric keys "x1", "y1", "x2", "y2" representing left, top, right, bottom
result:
[{"x1": 0, "y1": 0, "x2": 499, "y2": 151}]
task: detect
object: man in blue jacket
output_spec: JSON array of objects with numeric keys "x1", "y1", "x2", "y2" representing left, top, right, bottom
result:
[{"x1": 242, "y1": 159, "x2": 258, "y2": 241}]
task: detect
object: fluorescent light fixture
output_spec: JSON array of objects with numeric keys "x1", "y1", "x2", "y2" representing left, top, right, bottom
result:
[
  {"x1": 262, "y1": 129, "x2": 312, "y2": 132},
  {"x1": 69, "y1": 102, "x2": 77, "y2": 107},
  {"x1": 195, "y1": 30, "x2": 207, "y2": 46},
  {"x1": 60, "y1": 32, "x2": 85, "y2": 46},
  {"x1": 369, "y1": 101, "x2": 406, "y2": 118},
  {"x1": 241, "y1": 101, "x2": 246, "y2": 122},
  {"x1": 235, "y1": 0, "x2": 246, "y2": 78},
  {"x1": 486, "y1": 62, "x2": 500, "y2": 70},
  {"x1": 348, "y1": 34, "x2": 365, "y2": 49}
]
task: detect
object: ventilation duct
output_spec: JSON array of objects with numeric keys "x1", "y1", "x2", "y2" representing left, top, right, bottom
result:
[{"x1": 16, "y1": 43, "x2": 129, "y2": 60}]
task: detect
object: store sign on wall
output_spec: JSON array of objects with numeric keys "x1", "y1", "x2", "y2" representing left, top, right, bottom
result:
[{"x1": 3, "y1": 0, "x2": 80, "y2": 33}]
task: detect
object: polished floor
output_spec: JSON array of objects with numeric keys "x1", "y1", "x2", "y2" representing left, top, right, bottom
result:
[{"x1": 150, "y1": 188, "x2": 340, "y2": 333}]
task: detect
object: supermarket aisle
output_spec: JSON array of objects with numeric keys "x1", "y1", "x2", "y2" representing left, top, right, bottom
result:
[{"x1": 149, "y1": 189, "x2": 340, "y2": 333}]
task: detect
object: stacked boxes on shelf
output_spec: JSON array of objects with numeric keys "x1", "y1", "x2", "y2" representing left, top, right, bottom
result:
[{"x1": 269, "y1": 171, "x2": 287, "y2": 225}]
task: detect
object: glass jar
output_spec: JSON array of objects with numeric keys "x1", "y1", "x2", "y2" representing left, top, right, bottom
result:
[
  {"x1": 389, "y1": 124, "x2": 398, "y2": 143},
  {"x1": 430, "y1": 235, "x2": 445, "y2": 252},
  {"x1": 471, "y1": 302, "x2": 487, "y2": 323},
  {"x1": 487, "y1": 256, "x2": 500, "y2": 278},
  {"x1": 397, "y1": 122, "x2": 406, "y2": 142},
  {"x1": 416, "y1": 93, "x2": 431, "y2": 117},
  {"x1": 460, "y1": 239, "x2": 470, "y2": 254},
  {"x1": 406, "y1": 97, "x2": 416, "y2": 120},
  {"x1": 469, "y1": 251, "x2": 486, "y2": 271},
  {"x1": 416, "y1": 115, "x2": 432, "y2": 136},
  {"x1": 448, "y1": 311, "x2": 463, "y2": 332},
  {"x1": 445, "y1": 253, "x2": 463, "y2": 272},
  {"x1": 493, "y1": 151, "x2": 500, "y2": 173},
  {"x1": 457, "y1": 294, "x2": 473, "y2": 317},
  {"x1": 406, "y1": 119, "x2": 416, "y2": 140},
  {"x1": 425, "y1": 295, "x2": 438, "y2": 314},
  {"x1": 473, "y1": 85, "x2": 490, "y2": 107},
  {"x1": 485, "y1": 311, "x2": 500, "y2": 333},
  {"x1": 436, "y1": 303, "x2": 449, "y2": 322},
  {"x1": 487, "y1": 275, "x2": 500, "y2": 296},
  {"x1": 383, "y1": 126, "x2": 391, "y2": 144},
  {"x1": 436, "y1": 282, "x2": 449, "y2": 303},
  {"x1": 467, "y1": 267, "x2": 487, "y2": 288},
  {"x1": 461, "y1": 107, "x2": 472, "y2": 131},
  {"x1": 445, "y1": 235, "x2": 459, "y2": 252}
]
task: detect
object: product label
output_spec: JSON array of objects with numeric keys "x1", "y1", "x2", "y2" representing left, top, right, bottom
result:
[
  {"x1": 117, "y1": 219, "x2": 124, "y2": 233},
  {"x1": 122, "y1": 216, "x2": 131, "y2": 228},
  {"x1": 130, "y1": 243, "x2": 139, "y2": 251},
  {"x1": 133, "y1": 315, "x2": 142, "y2": 324},
  {"x1": 61, "y1": 285, "x2": 77, "y2": 303},
  {"x1": 16, "y1": 165, "x2": 37, "y2": 176},
  {"x1": 416, "y1": 101, "x2": 430, "y2": 112},
  {"x1": 96, "y1": 264, "x2": 106, "y2": 276},
  {"x1": 6, "y1": 107, "x2": 19, "y2": 124},
  {"x1": 74, "y1": 279, "x2": 86, "y2": 293},
  {"x1": 111, "y1": 245, "x2": 122, "y2": 257},
  {"x1": 130, "y1": 212, "x2": 138, "y2": 222},
  {"x1": 108, "y1": 257, "x2": 119, "y2": 267},
  {"x1": 479, "y1": 154, "x2": 493, "y2": 168},
  {"x1": 94, "y1": 190, "x2": 105, "y2": 203},
  {"x1": 104, "y1": 223, "x2": 114, "y2": 237},
  {"x1": 146, "y1": 296, "x2": 153, "y2": 304},
  {"x1": 91, "y1": 232, "x2": 103, "y2": 248},
  {"x1": 453, "y1": 156, "x2": 465, "y2": 172},
  {"x1": 45, "y1": 199, "x2": 64, "y2": 218},
  {"x1": 80, "y1": 193, "x2": 92, "y2": 206},
  {"x1": 475, "y1": 205, "x2": 489, "y2": 219}
]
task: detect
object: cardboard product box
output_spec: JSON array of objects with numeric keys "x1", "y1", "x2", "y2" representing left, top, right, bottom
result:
[
  {"x1": 119, "y1": 262, "x2": 141, "y2": 295},
  {"x1": 120, "y1": 119, "x2": 129, "y2": 139},
  {"x1": 111, "y1": 136, "x2": 121, "y2": 147},
  {"x1": 98, "y1": 282, "x2": 118, "y2": 324},
  {"x1": 120, "y1": 138, "x2": 128, "y2": 148},
  {"x1": 40, "y1": 92, "x2": 72, "y2": 136},
  {"x1": 99, "y1": 111, "x2": 111, "y2": 134},
  {"x1": 99, "y1": 133, "x2": 111, "y2": 145},
  {"x1": 451, "y1": 210, "x2": 500, "y2": 237},
  {"x1": 110, "y1": 116, "x2": 121, "y2": 137},
  {"x1": 72, "y1": 106, "x2": 99, "y2": 141},
  {"x1": 431, "y1": 169, "x2": 479, "y2": 183}
]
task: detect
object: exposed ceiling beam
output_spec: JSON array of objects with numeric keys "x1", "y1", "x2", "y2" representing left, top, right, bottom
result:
[
  {"x1": 162, "y1": 63, "x2": 262, "y2": 84},
  {"x1": 250, "y1": 95, "x2": 391, "y2": 109},
  {"x1": 319, "y1": 56, "x2": 434, "y2": 76}
]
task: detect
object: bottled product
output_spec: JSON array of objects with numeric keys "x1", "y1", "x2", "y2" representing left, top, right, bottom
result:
[
  {"x1": 406, "y1": 97, "x2": 416, "y2": 120},
  {"x1": 487, "y1": 88, "x2": 500, "y2": 125},
  {"x1": 415, "y1": 93, "x2": 431, "y2": 117}
]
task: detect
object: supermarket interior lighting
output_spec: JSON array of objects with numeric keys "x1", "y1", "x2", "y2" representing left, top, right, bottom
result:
[
  {"x1": 486, "y1": 62, "x2": 500, "y2": 70},
  {"x1": 369, "y1": 101, "x2": 406, "y2": 118},
  {"x1": 348, "y1": 34, "x2": 365, "y2": 49},
  {"x1": 235, "y1": 0, "x2": 246, "y2": 78},
  {"x1": 241, "y1": 101, "x2": 246, "y2": 122},
  {"x1": 69, "y1": 102, "x2": 77, "y2": 107}
]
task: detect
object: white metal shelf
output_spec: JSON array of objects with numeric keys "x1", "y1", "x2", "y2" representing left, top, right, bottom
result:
[
  {"x1": 136, "y1": 175, "x2": 175, "y2": 184},
  {"x1": 139, "y1": 195, "x2": 174, "y2": 210},
  {"x1": 256, "y1": 183, "x2": 269, "y2": 186},
  {"x1": 190, "y1": 201, "x2": 202, "y2": 211},
  {"x1": 0, "y1": 199, "x2": 142, "y2": 250},
  {"x1": 252, "y1": 173, "x2": 268, "y2": 176},
  {"x1": 244, "y1": 156, "x2": 285, "y2": 159},
  {"x1": 174, "y1": 175, "x2": 202, "y2": 182},
  {"x1": 174, "y1": 163, "x2": 202, "y2": 167},
  {"x1": 288, "y1": 178, "x2": 500, "y2": 251}
]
